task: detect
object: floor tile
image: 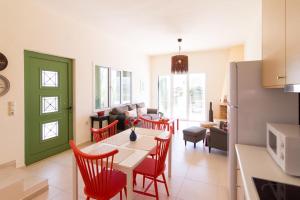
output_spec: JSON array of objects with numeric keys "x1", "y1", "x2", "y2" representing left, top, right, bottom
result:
[{"x1": 177, "y1": 179, "x2": 218, "y2": 200}]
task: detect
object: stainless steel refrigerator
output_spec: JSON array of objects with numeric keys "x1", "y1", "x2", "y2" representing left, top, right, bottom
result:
[{"x1": 228, "y1": 61, "x2": 299, "y2": 200}]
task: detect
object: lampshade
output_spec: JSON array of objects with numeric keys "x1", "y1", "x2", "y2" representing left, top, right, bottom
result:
[
  {"x1": 171, "y1": 38, "x2": 188, "y2": 74},
  {"x1": 171, "y1": 55, "x2": 188, "y2": 73}
]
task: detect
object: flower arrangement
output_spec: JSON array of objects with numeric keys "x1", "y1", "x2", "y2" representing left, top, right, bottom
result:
[{"x1": 125, "y1": 118, "x2": 140, "y2": 132}]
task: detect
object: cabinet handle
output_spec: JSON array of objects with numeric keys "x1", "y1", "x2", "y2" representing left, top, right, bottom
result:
[{"x1": 277, "y1": 76, "x2": 286, "y2": 80}]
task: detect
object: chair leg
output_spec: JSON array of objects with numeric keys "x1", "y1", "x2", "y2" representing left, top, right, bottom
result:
[
  {"x1": 133, "y1": 173, "x2": 137, "y2": 186},
  {"x1": 194, "y1": 142, "x2": 196, "y2": 148},
  {"x1": 120, "y1": 191, "x2": 123, "y2": 200},
  {"x1": 162, "y1": 173, "x2": 170, "y2": 196},
  {"x1": 124, "y1": 187, "x2": 127, "y2": 197},
  {"x1": 154, "y1": 179, "x2": 159, "y2": 200},
  {"x1": 209, "y1": 146, "x2": 211, "y2": 153},
  {"x1": 185, "y1": 140, "x2": 187, "y2": 146},
  {"x1": 86, "y1": 197, "x2": 90, "y2": 200},
  {"x1": 143, "y1": 175, "x2": 146, "y2": 188}
]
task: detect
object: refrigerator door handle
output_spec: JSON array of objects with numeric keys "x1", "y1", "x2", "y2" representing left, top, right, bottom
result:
[{"x1": 227, "y1": 103, "x2": 238, "y2": 109}]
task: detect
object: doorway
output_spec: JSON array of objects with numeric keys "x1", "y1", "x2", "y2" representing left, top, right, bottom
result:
[{"x1": 24, "y1": 51, "x2": 73, "y2": 165}]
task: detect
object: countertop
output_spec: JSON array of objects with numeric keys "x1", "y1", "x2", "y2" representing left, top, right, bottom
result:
[{"x1": 235, "y1": 144, "x2": 300, "y2": 200}]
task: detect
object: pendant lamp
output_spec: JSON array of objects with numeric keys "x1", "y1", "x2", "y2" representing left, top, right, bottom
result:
[{"x1": 171, "y1": 38, "x2": 188, "y2": 73}]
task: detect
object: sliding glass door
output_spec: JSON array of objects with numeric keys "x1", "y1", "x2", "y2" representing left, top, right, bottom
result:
[
  {"x1": 173, "y1": 74, "x2": 188, "y2": 119},
  {"x1": 158, "y1": 73, "x2": 205, "y2": 121},
  {"x1": 189, "y1": 74, "x2": 205, "y2": 121},
  {"x1": 158, "y1": 76, "x2": 171, "y2": 116}
]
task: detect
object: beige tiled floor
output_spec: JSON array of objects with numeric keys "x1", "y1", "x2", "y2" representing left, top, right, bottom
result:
[{"x1": 7, "y1": 121, "x2": 229, "y2": 200}]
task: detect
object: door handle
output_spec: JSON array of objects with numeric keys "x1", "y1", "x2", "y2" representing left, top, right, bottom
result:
[{"x1": 67, "y1": 106, "x2": 73, "y2": 110}]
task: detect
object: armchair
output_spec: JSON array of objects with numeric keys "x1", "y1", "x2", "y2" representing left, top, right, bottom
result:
[{"x1": 207, "y1": 122, "x2": 228, "y2": 153}]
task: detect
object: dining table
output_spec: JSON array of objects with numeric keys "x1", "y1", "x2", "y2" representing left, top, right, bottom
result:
[{"x1": 72, "y1": 127, "x2": 173, "y2": 200}]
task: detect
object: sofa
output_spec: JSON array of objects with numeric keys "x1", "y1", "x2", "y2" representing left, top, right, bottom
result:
[
  {"x1": 109, "y1": 102, "x2": 160, "y2": 131},
  {"x1": 207, "y1": 121, "x2": 228, "y2": 153}
]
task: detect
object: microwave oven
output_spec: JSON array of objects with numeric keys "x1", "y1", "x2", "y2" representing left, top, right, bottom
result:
[{"x1": 266, "y1": 123, "x2": 300, "y2": 176}]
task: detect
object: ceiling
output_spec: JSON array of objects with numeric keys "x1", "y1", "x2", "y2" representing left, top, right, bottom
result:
[{"x1": 36, "y1": 0, "x2": 261, "y2": 55}]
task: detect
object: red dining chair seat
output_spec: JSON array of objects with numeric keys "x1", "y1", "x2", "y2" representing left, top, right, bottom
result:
[
  {"x1": 84, "y1": 169, "x2": 127, "y2": 199},
  {"x1": 133, "y1": 158, "x2": 165, "y2": 177}
]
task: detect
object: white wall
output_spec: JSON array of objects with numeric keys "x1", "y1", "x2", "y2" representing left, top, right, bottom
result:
[
  {"x1": 150, "y1": 48, "x2": 232, "y2": 120},
  {"x1": 244, "y1": 0, "x2": 262, "y2": 60},
  {"x1": 0, "y1": 0, "x2": 150, "y2": 166}
]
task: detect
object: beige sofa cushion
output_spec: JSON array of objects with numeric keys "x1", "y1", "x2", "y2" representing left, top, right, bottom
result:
[{"x1": 125, "y1": 109, "x2": 138, "y2": 118}]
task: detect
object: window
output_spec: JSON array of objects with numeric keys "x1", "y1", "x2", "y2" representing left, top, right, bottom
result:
[
  {"x1": 95, "y1": 66, "x2": 109, "y2": 109},
  {"x1": 122, "y1": 71, "x2": 132, "y2": 104},
  {"x1": 158, "y1": 73, "x2": 205, "y2": 121},
  {"x1": 111, "y1": 69, "x2": 121, "y2": 106},
  {"x1": 94, "y1": 66, "x2": 132, "y2": 110}
]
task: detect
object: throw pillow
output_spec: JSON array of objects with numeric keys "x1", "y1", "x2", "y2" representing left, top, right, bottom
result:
[
  {"x1": 128, "y1": 104, "x2": 137, "y2": 111},
  {"x1": 138, "y1": 107, "x2": 147, "y2": 115},
  {"x1": 125, "y1": 109, "x2": 137, "y2": 118}
]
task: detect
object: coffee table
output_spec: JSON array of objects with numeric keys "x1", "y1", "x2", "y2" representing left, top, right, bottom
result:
[{"x1": 200, "y1": 121, "x2": 218, "y2": 129}]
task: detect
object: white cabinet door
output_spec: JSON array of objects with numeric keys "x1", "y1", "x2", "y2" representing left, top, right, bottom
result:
[
  {"x1": 286, "y1": 0, "x2": 300, "y2": 84},
  {"x1": 262, "y1": 0, "x2": 286, "y2": 88}
]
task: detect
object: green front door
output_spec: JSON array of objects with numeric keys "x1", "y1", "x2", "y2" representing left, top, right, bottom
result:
[{"x1": 25, "y1": 51, "x2": 73, "y2": 165}]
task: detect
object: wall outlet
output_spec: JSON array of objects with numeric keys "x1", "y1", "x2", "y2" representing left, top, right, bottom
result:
[{"x1": 8, "y1": 101, "x2": 16, "y2": 116}]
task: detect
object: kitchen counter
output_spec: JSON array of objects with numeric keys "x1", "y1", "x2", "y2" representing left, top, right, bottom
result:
[{"x1": 235, "y1": 144, "x2": 300, "y2": 200}]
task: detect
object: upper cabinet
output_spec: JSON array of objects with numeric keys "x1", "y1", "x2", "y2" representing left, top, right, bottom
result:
[
  {"x1": 286, "y1": 0, "x2": 300, "y2": 85},
  {"x1": 262, "y1": 0, "x2": 300, "y2": 88},
  {"x1": 262, "y1": 0, "x2": 286, "y2": 88}
]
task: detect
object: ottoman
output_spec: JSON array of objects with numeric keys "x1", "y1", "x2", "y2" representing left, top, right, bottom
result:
[{"x1": 183, "y1": 126, "x2": 206, "y2": 148}]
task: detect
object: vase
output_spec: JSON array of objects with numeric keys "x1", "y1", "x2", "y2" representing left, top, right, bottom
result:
[
  {"x1": 209, "y1": 101, "x2": 214, "y2": 122},
  {"x1": 130, "y1": 130, "x2": 137, "y2": 141}
]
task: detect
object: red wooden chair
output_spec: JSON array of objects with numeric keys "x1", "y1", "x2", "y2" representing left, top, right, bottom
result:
[
  {"x1": 139, "y1": 116, "x2": 172, "y2": 158},
  {"x1": 69, "y1": 140, "x2": 127, "y2": 200},
  {"x1": 133, "y1": 130, "x2": 172, "y2": 200},
  {"x1": 91, "y1": 120, "x2": 118, "y2": 142},
  {"x1": 139, "y1": 116, "x2": 170, "y2": 131}
]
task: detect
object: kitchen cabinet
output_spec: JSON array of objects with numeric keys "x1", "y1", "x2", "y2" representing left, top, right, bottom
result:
[
  {"x1": 286, "y1": 0, "x2": 300, "y2": 84},
  {"x1": 262, "y1": 0, "x2": 286, "y2": 88}
]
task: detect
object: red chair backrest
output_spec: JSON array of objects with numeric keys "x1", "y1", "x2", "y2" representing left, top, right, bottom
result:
[
  {"x1": 153, "y1": 127, "x2": 173, "y2": 176},
  {"x1": 91, "y1": 120, "x2": 118, "y2": 142},
  {"x1": 69, "y1": 140, "x2": 118, "y2": 198},
  {"x1": 139, "y1": 116, "x2": 169, "y2": 131}
]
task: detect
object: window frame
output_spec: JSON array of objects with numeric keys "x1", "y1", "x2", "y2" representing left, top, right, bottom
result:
[
  {"x1": 110, "y1": 68, "x2": 122, "y2": 107},
  {"x1": 93, "y1": 64, "x2": 132, "y2": 111},
  {"x1": 93, "y1": 65, "x2": 110, "y2": 111},
  {"x1": 121, "y1": 71, "x2": 132, "y2": 104}
]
